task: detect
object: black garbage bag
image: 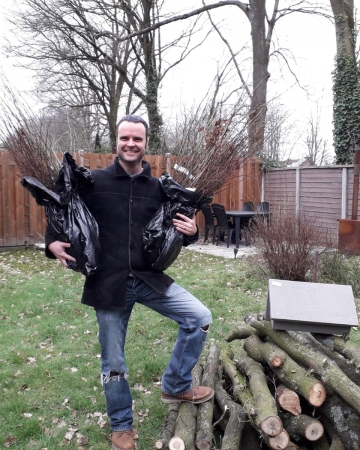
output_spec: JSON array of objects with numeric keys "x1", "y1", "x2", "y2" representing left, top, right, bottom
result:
[
  {"x1": 143, "y1": 172, "x2": 212, "y2": 271},
  {"x1": 21, "y1": 152, "x2": 100, "y2": 277}
]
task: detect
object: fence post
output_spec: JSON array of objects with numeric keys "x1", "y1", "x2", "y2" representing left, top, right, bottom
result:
[
  {"x1": 342, "y1": 167, "x2": 347, "y2": 219},
  {"x1": 295, "y1": 168, "x2": 300, "y2": 218}
]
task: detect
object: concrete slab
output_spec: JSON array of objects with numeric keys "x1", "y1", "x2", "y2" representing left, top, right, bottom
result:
[{"x1": 186, "y1": 240, "x2": 259, "y2": 259}]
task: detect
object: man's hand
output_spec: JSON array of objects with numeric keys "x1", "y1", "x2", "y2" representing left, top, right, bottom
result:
[
  {"x1": 172, "y1": 212, "x2": 197, "y2": 237},
  {"x1": 48, "y1": 241, "x2": 76, "y2": 268}
]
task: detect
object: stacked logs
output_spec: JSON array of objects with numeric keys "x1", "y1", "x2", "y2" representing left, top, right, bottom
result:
[{"x1": 155, "y1": 314, "x2": 360, "y2": 450}]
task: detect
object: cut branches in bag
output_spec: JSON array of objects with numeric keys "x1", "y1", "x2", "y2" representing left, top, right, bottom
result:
[
  {"x1": 143, "y1": 172, "x2": 212, "y2": 271},
  {"x1": 21, "y1": 153, "x2": 100, "y2": 277}
]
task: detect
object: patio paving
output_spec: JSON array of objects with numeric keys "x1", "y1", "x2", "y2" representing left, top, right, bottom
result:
[{"x1": 187, "y1": 239, "x2": 260, "y2": 259}]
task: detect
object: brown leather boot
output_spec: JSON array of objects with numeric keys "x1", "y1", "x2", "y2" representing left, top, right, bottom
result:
[
  {"x1": 161, "y1": 386, "x2": 214, "y2": 404},
  {"x1": 111, "y1": 429, "x2": 138, "y2": 450}
]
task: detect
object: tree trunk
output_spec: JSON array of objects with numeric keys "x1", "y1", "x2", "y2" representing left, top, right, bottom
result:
[
  {"x1": 195, "y1": 342, "x2": 220, "y2": 450},
  {"x1": 240, "y1": 422, "x2": 263, "y2": 450},
  {"x1": 246, "y1": 0, "x2": 271, "y2": 156},
  {"x1": 312, "y1": 333, "x2": 360, "y2": 372},
  {"x1": 169, "y1": 364, "x2": 202, "y2": 450},
  {"x1": 312, "y1": 435, "x2": 329, "y2": 450},
  {"x1": 236, "y1": 346, "x2": 283, "y2": 437},
  {"x1": 280, "y1": 413, "x2": 324, "y2": 442},
  {"x1": 155, "y1": 403, "x2": 180, "y2": 449},
  {"x1": 329, "y1": 0, "x2": 355, "y2": 58},
  {"x1": 320, "y1": 414, "x2": 346, "y2": 450},
  {"x1": 319, "y1": 392, "x2": 360, "y2": 450},
  {"x1": 276, "y1": 384, "x2": 302, "y2": 416},
  {"x1": 243, "y1": 335, "x2": 326, "y2": 407},
  {"x1": 247, "y1": 318, "x2": 360, "y2": 414},
  {"x1": 214, "y1": 380, "x2": 246, "y2": 450},
  {"x1": 225, "y1": 323, "x2": 260, "y2": 342},
  {"x1": 289, "y1": 331, "x2": 360, "y2": 387},
  {"x1": 329, "y1": 0, "x2": 360, "y2": 164}
]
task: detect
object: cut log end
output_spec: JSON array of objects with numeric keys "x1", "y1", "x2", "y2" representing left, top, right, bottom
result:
[
  {"x1": 267, "y1": 429, "x2": 290, "y2": 450},
  {"x1": 305, "y1": 421, "x2": 324, "y2": 441},
  {"x1": 260, "y1": 415, "x2": 283, "y2": 437},
  {"x1": 276, "y1": 384, "x2": 302, "y2": 416},
  {"x1": 308, "y1": 382, "x2": 327, "y2": 407},
  {"x1": 194, "y1": 438, "x2": 212, "y2": 450},
  {"x1": 168, "y1": 436, "x2": 185, "y2": 450},
  {"x1": 271, "y1": 355, "x2": 283, "y2": 368}
]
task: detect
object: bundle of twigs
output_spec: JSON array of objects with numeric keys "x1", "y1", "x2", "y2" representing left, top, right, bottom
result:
[
  {"x1": 169, "y1": 95, "x2": 258, "y2": 199},
  {"x1": 0, "y1": 71, "x2": 61, "y2": 190}
]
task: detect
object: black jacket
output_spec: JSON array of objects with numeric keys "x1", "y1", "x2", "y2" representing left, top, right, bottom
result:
[{"x1": 45, "y1": 158, "x2": 198, "y2": 309}]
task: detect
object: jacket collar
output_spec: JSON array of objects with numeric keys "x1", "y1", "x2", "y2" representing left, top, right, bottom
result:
[{"x1": 114, "y1": 157, "x2": 153, "y2": 180}]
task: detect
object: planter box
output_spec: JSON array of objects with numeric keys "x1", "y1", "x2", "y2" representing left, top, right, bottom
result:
[{"x1": 338, "y1": 219, "x2": 360, "y2": 255}]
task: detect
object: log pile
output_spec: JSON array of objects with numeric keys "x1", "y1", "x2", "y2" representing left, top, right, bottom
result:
[{"x1": 155, "y1": 314, "x2": 360, "y2": 450}]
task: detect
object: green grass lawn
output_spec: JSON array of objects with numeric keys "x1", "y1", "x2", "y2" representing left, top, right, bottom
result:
[
  {"x1": 1, "y1": 247, "x2": 360, "y2": 449},
  {"x1": 0, "y1": 248, "x2": 268, "y2": 449}
]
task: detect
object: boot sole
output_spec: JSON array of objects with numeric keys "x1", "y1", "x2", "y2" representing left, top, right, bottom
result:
[{"x1": 161, "y1": 390, "x2": 214, "y2": 404}]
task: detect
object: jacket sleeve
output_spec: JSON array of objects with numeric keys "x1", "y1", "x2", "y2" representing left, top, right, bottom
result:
[
  {"x1": 183, "y1": 226, "x2": 199, "y2": 247},
  {"x1": 44, "y1": 226, "x2": 58, "y2": 259}
]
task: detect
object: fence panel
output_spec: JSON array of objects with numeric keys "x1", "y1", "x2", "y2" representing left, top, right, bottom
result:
[
  {"x1": 263, "y1": 165, "x2": 358, "y2": 244},
  {"x1": 0, "y1": 152, "x2": 261, "y2": 247}
]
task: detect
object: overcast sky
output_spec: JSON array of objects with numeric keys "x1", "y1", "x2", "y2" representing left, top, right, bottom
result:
[{"x1": 0, "y1": 1, "x2": 337, "y2": 160}]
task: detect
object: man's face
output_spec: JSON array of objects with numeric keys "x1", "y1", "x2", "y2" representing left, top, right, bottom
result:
[{"x1": 117, "y1": 121, "x2": 148, "y2": 167}]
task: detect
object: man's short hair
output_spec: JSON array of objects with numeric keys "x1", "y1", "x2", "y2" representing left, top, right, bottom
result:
[{"x1": 117, "y1": 115, "x2": 149, "y2": 140}]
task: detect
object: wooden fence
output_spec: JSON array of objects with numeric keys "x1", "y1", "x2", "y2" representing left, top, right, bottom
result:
[
  {"x1": 263, "y1": 165, "x2": 360, "y2": 244},
  {"x1": 0, "y1": 151, "x2": 261, "y2": 247}
]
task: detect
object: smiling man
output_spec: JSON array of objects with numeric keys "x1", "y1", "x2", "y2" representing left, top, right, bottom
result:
[{"x1": 46, "y1": 115, "x2": 213, "y2": 450}]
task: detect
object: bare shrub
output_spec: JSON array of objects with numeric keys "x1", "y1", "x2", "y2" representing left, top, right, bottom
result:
[
  {"x1": 0, "y1": 72, "x2": 61, "y2": 189},
  {"x1": 247, "y1": 210, "x2": 334, "y2": 282},
  {"x1": 167, "y1": 94, "x2": 261, "y2": 199}
]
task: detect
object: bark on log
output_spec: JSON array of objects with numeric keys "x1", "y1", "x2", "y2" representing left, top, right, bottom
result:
[
  {"x1": 290, "y1": 331, "x2": 360, "y2": 386},
  {"x1": 319, "y1": 414, "x2": 345, "y2": 450},
  {"x1": 280, "y1": 413, "x2": 324, "y2": 442},
  {"x1": 170, "y1": 364, "x2": 202, "y2": 450},
  {"x1": 195, "y1": 342, "x2": 220, "y2": 450},
  {"x1": 312, "y1": 435, "x2": 329, "y2": 450},
  {"x1": 240, "y1": 423, "x2": 263, "y2": 450},
  {"x1": 236, "y1": 346, "x2": 283, "y2": 437},
  {"x1": 244, "y1": 336, "x2": 326, "y2": 406},
  {"x1": 285, "y1": 442, "x2": 299, "y2": 449},
  {"x1": 225, "y1": 323, "x2": 261, "y2": 342},
  {"x1": 319, "y1": 392, "x2": 360, "y2": 450},
  {"x1": 247, "y1": 318, "x2": 360, "y2": 414},
  {"x1": 221, "y1": 347, "x2": 290, "y2": 449},
  {"x1": 312, "y1": 333, "x2": 360, "y2": 373},
  {"x1": 244, "y1": 335, "x2": 326, "y2": 408},
  {"x1": 276, "y1": 384, "x2": 302, "y2": 416},
  {"x1": 263, "y1": 429, "x2": 291, "y2": 450},
  {"x1": 214, "y1": 380, "x2": 246, "y2": 450},
  {"x1": 171, "y1": 403, "x2": 197, "y2": 450},
  {"x1": 220, "y1": 347, "x2": 257, "y2": 419},
  {"x1": 155, "y1": 403, "x2": 180, "y2": 449}
]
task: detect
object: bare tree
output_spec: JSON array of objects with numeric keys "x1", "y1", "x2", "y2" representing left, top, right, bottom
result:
[
  {"x1": 262, "y1": 101, "x2": 297, "y2": 163},
  {"x1": 303, "y1": 106, "x2": 331, "y2": 166},
  {"x1": 204, "y1": 1, "x2": 331, "y2": 157},
  {"x1": 4, "y1": 0, "x2": 209, "y2": 153},
  {"x1": 4, "y1": 0, "x2": 134, "y2": 151}
]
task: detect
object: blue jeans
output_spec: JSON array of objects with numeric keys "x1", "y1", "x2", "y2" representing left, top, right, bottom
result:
[{"x1": 95, "y1": 277, "x2": 212, "y2": 431}]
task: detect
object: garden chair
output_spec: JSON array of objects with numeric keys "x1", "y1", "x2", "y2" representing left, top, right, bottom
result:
[
  {"x1": 200, "y1": 204, "x2": 217, "y2": 243},
  {"x1": 211, "y1": 203, "x2": 235, "y2": 247}
]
